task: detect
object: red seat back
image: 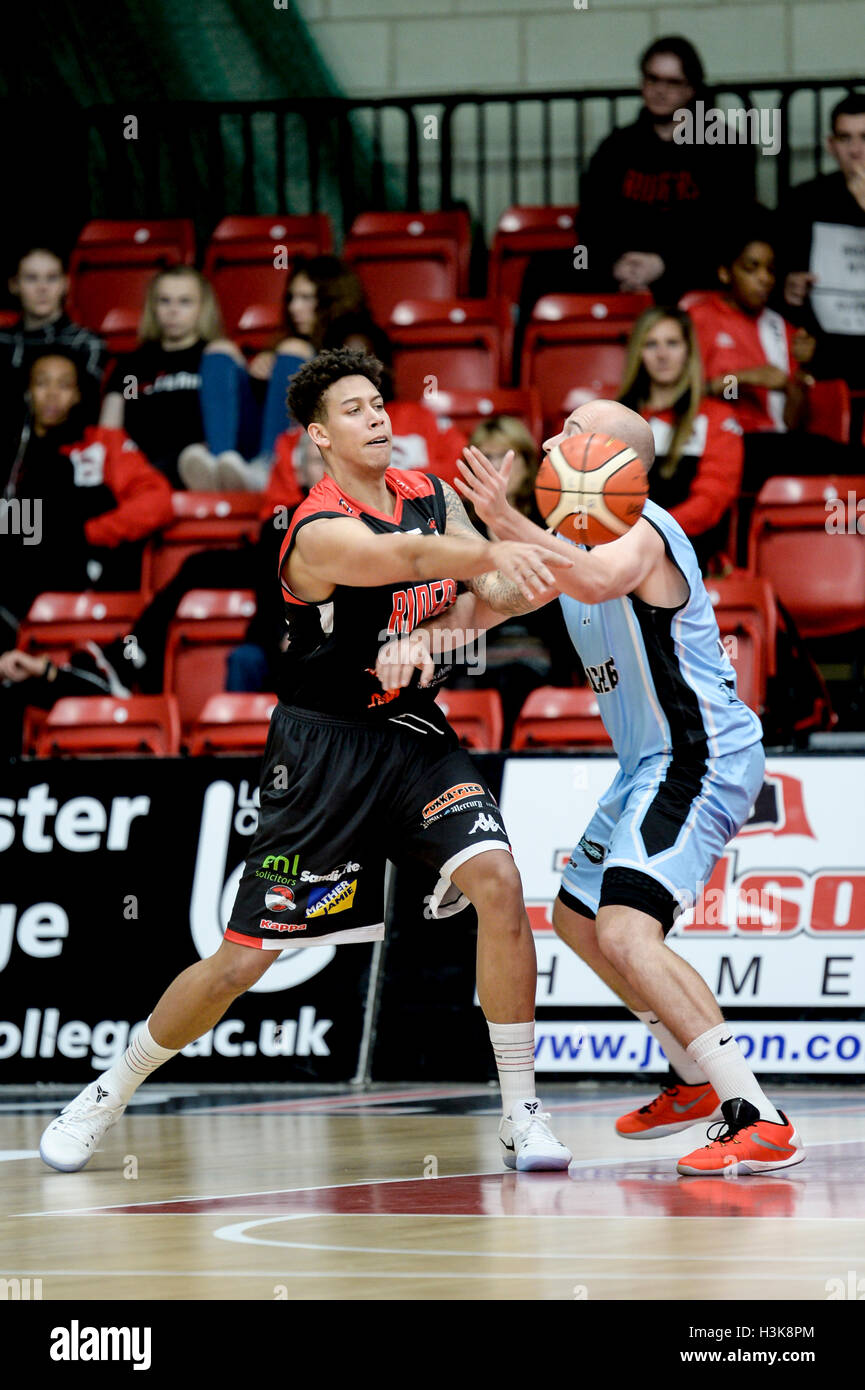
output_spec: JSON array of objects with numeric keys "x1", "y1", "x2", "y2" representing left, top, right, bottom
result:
[
  {"x1": 343, "y1": 211, "x2": 471, "y2": 324},
  {"x1": 188, "y1": 692, "x2": 278, "y2": 756},
  {"x1": 488, "y1": 205, "x2": 578, "y2": 305},
  {"x1": 805, "y1": 379, "x2": 851, "y2": 444},
  {"x1": 435, "y1": 689, "x2": 504, "y2": 751},
  {"x1": 35, "y1": 695, "x2": 181, "y2": 757},
  {"x1": 421, "y1": 387, "x2": 544, "y2": 447},
  {"x1": 67, "y1": 243, "x2": 186, "y2": 334},
  {"x1": 747, "y1": 476, "x2": 865, "y2": 638},
  {"x1": 141, "y1": 492, "x2": 260, "y2": 597},
  {"x1": 75, "y1": 219, "x2": 196, "y2": 260},
  {"x1": 389, "y1": 298, "x2": 511, "y2": 395},
  {"x1": 17, "y1": 591, "x2": 145, "y2": 666},
  {"x1": 164, "y1": 590, "x2": 257, "y2": 730},
  {"x1": 511, "y1": 686, "x2": 612, "y2": 749}
]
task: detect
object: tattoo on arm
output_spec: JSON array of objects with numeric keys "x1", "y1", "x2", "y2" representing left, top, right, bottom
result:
[{"x1": 440, "y1": 481, "x2": 531, "y2": 614}]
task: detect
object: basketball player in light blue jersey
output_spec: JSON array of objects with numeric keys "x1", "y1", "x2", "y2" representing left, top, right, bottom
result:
[{"x1": 379, "y1": 398, "x2": 804, "y2": 1178}]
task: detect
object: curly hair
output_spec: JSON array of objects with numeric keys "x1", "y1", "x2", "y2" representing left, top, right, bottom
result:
[{"x1": 287, "y1": 348, "x2": 384, "y2": 429}]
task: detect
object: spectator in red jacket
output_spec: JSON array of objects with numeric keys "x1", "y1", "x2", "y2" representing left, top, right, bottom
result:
[
  {"x1": 685, "y1": 218, "x2": 850, "y2": 486},
  {"x1": 619, "y1": 306, "x2": 743, "y2": 572},
  {"x1": 2, "y1": 351, "x2": 173, "y2": 625}
]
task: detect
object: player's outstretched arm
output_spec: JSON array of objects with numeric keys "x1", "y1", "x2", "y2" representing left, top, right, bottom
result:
[
  {"x1": 454, "y1": 448, "x2": 665, "y2": 604},
  {"x1": 440, "y1": 477, "x2": 563, "y2": 615},
  {"x1": 290, "y1": 514, "x2": 571, "y2": 605}
]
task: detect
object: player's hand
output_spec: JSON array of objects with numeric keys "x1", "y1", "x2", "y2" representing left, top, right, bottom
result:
[
  {"x1": 487, "y1": 540, "x2": 572, "y2": 602},
  {"x1": 375, "y1": 628, "x2": 435, "y2": 691},
  {"x1": 455, "y1": 445, "x2": 514, "y2": 531},
  {"x1": 0, "y1": 649, "x2": 48, "y2": 682},
  {"x1": 784, "y1": 271, "x2": 817, "y2": 307},
  {"x1": 792, "y1": 327, "x2": 817, "y2": 365}
]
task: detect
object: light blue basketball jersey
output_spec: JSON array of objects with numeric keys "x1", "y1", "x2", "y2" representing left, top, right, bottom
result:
[{"x1": 558, "y1": 500, "x2": 763, "y2": 776}]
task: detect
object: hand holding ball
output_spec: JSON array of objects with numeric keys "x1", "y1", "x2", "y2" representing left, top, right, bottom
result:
[{"x1": 535, "y1": 433, "x2": 649, "y2": 545}]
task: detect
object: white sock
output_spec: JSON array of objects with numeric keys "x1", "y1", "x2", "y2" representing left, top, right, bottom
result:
[
  {"x1": 633, "y1": 1009, "x2": 708, "y2": 1085},
  {"x1": 487, "y1": 1020, "x2": 536, "y2": 1117},
  {"x1": 92, "y1": 1018, "x2": 179, "y2": 1105},
  {"x1": 686, "y1": 1023, "x2": 783, "y2": 1124}
]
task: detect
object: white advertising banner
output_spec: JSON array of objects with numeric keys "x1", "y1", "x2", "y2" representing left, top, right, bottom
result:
[
  {"x1": 810, "y1": 221, "x2": 865, "y2": 335},
  {"x1": 499, "y1": 756, "x2": 865, "y2": 1073}
]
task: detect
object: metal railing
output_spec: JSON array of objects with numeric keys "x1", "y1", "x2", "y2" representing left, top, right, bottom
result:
[{"x1": 36, "y1": 76, "x2": 865, "y2": 248}]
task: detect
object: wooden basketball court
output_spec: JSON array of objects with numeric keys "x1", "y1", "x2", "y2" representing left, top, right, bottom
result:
[{"x1": 3, "y1": 1083, "x2": 864, "y2": 1301}]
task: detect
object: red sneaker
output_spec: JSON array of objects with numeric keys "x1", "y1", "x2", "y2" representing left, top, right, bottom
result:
[
  {"x1": 616, "y1": 1081, "x2": 722, "y2": 1139},
  {"x1": 677, "y1": 1097, "x2": 805, "y2": 1177}
]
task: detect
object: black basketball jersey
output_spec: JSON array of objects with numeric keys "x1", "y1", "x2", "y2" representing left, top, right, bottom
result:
[{"x1": 277, "y1": 468, "x2": 457, "y2": 717}]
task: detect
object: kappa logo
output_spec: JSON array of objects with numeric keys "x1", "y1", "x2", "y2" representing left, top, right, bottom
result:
[
  {"x1": 307, "y1": 878, "x2": 357, "y2": 918},
  {"x1": 264, "y1": 884, "x2": 296, "y2": 912},
  {"x1": 258, "y1": 918, "x2": 307, "y2": 933},
  {"x1": 469, "y1": 812, "x2": 504, "y2": 835},
  {"x1": 422, "y1": 782, "x2": 485, "y2": 821}
]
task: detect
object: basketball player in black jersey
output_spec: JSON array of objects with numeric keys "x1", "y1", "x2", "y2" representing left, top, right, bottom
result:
[{"x1": 40, "y1": 349, "x2": 574, "y2": 1175}]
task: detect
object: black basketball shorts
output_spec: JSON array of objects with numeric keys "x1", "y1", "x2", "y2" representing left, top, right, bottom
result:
[{"x1": 225, "y1": 702, "x2": 511, "y2": 949}]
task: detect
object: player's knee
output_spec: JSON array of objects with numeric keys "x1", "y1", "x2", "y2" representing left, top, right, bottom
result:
[
  {"x1": 460, "y1": 851, "x2": 522, "y2": 918},
  {"x1": 595, "y1": 916, "x2": 637, "y2": 973},
  {"x1": 212, "y1": 943, "x2": 275, "y2": 996}
]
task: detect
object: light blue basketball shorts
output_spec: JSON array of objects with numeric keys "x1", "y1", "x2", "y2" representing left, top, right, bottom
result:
[{"x1": 559, "y1": 742, "x2": 766, "y2": 931}]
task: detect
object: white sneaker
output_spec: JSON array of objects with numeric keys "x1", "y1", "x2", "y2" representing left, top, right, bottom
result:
[
  {"x1": 498, "y1": 1097, "x2": 572, "y2": 1171},
  {"x1": 39, "y1": 1083, "x2": 127, "y2": 1172},
  {"x1": 178, "y1": 444, "x2": 219, "y2": 490}
]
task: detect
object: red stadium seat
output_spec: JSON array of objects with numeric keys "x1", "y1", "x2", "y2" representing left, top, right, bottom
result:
[
  {"x1": 35, "y1": 695, "x2": 181, "y2": 758},
  {"x1": 67, "y1": 243, "x2": 186, "y2": 335},
  {"x1": 21, "y1": 707, "x2": 49, "y2": 758},
  {"x1": 421, "y1": 387, "x2": 544, "y2": 447},
  {"x1": 488, "y1": 205, "x2": 578, "y2": 306},
  {"x1": 343, "y1": 211, "x2": 471, "y2": 324},
  {"x1": 202, "y1": 215, "x2": 332, "y2": 337},
  {"x1": 435, "y1": 689, "x2": 504, "y2": 751},
  {"x1": 704, "y1": 572, "x2": 778, "y2": 713},
  {"x1": 0, "y1": 309, "x2": 19, "y2": 329},
  {"x1": 747, "y1": 476, "x2": 865, "y2": 638},
  {"x1": 511, "y1": 686, "x2": 612, "y2": 750},
  {"x1": 140, "y1": 491, "x2": 261, "y2": 597},
  {"x1": 164, "y1": 589, "x2": 257, "y2": 731},
  {"x1": 805, "y1": 379, "x2": 851, "y2": 444},
  {"x1": 233, "y1": 302, "x2": 284, "y2": 353},
  {"x1": 521, "y1": 294, "x2": 651, "y2": 436},
  {"x1": 97, "y1": 306, "x2": 140, "y2": 355},
  {"x1": 187, "y1": 692, "x2": 278, "y2": 756},
  {"x1": 388, "y1": 298, "x2": 512, "y2": 396},
  {"x1": 16, "y1": 592, "x2": 145, "y2": 666},
  {"x1": 74, "y1": 219, "x2": 196, "y2": 260}
]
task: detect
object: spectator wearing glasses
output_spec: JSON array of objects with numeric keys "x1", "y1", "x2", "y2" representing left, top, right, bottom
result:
[{"x1": 577, "y1": 37, "x2": 755, "y2": 304}]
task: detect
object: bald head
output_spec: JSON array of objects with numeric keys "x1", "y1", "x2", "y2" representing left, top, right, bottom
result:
[{"x1": 545, "y1": 399, "x2": 655, "y2": 467}]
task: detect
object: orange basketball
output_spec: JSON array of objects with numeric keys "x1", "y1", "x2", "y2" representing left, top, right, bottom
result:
[{"x1": 535, "y1": 432, "x2": 649, "y2": 545}]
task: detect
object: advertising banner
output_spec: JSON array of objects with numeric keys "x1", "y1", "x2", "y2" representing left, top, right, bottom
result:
[
  {"x1": 501, "y1": 754, "x2": 865, "y2": 1076},
  {"x1": 0, "y1": 762, "x2": 372, "y2": 1082}
]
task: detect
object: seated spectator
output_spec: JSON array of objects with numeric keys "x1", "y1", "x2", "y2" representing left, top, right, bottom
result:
[
  {"x1": 2, "y1": 351, "x2": 173, "y2": 627},
  {"x1": 446, "y1": 416, "x2": 580, "y2": 741},
  {"x1": 575, "y1": 37, "x2": 755, "y2": 306},
  {"x1": 1, "y1": 245, "x2": 105, "y2": 450},
  {"x1": 619, "y1": 306, "x2": 744, "y2": 572},
  {"x1": 184, "y1": 256, "x2": 370, "y2": 491},
  {"x1": 778, "y1": 94, "x2": 865, "y2": 411},
  {"x1": 99, "y1": 266, "x2": 235, "y2": 490},
  {"x1": 686, "y1": 218, "x2": 850, "y2": 487}
]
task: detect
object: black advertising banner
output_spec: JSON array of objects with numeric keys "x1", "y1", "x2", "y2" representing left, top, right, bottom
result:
[{"x1": 0, "y1": 761, "x2": 373, "y2": 1082}]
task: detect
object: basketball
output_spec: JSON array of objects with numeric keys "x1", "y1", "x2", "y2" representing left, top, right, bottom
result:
[{"x1": 535, "y1": 433, "x2": 649, "y2": 545}]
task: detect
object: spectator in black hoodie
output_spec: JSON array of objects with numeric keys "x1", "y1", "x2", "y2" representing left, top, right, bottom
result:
[{"x1": 577, "y1": 37, "x2": 755, "y2": 304}]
